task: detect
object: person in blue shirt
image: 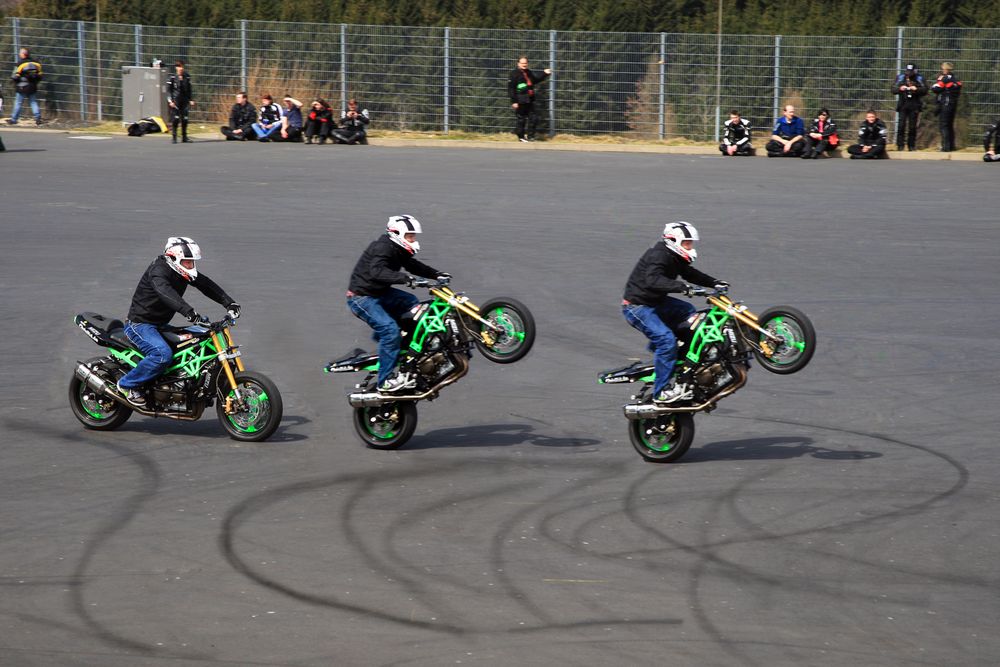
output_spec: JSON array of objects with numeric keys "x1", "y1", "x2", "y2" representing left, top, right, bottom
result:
[
  {"x1": 277, "y1": 96, "x2": 303, "y2": 142},
  {"x1": 766, "y1": 105, "x2": 805, "y2": 157}
]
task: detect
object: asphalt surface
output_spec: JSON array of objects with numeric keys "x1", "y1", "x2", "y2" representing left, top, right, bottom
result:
[{"x1": 1, "y1": 131, "x2": 999, "y2": 666}]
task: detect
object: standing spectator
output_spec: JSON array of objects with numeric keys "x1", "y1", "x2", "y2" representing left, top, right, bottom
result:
[
  {"x1": 277, "y1": 96, "x2": 303, "y2": 142},
  {"x1": 847, "y1": 110, "x2": 888, "y2": 159},
  {"x1": 893, "y1": 63, "x2": 926, "y2": 152},
  {"x1": 251, "y1": 94, "x2": 282, "y2": 142},
  {"x1": 166, "y1": 60, "x2": 195, "y2": 143},
  {"x1": 304, "y1": 98, "x2": 334, "y2": 144},
  {"x1": 983, "y1": 119, "x2": 1000, "y2": 162},
  {"x1": 719, "y1": 110, "x2": 753, "y2": 156},
  {"x1": 220, "y1": 91, "x2": 257, "y2": 141},
  {"x1": 766, "y1": 105, "x2": 805, "y2": 157},
  {"x1": 7, "y1": 47, "x2": 43, "y2": 126},
  {"x1": 930, "y1": 62, "x2": 962, "y2": 152},
  {"x1": 332, "y1": 99, "x2": 371, "y2": 145},
  {"x1": 508, "y1": 56, "x2": 551, "y2": 143},
  {"x1": 802, "y1": 108, "x2": 839, "y2": 159}
]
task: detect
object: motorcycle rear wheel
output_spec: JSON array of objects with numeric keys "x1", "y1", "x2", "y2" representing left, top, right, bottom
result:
[
  {"x1": 68, "y1": 358, "x2": 132, "y2": 430},
  {"x1": 629, "y1": 412, "x2": 695, "y2": 463},
  {"x1": 217, "y1": 371, "x2": 283, "y2": 442},
  {"x1": 752, "y1": 306, "x2": 816, "y2": 374},
  {"x1": 353, "y1": 401, "x2": 418, "y2": 449},
  {"x1": 474, "y1": 297, "x2": 536, "y2": 364}
]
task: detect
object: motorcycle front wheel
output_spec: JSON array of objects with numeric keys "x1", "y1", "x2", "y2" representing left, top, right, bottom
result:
[
  {"x1": 68, "y1": 358, "x2": 132, "y2": 430},
  {"x1": 353, "y1": 401, "x2": 418, "y2": 449},
  {"x1": 752, "y1": 306, "x2": 816, "y2": 374},
  {"x1": 474, "y1": 297, "x2": 536, "y2": 364},
  {"x1": 217, "y1": 371, "x2": 283, "y2": 442},
  {"x1": 629, "y1": 412, "x2": 695, "y2": 463}
]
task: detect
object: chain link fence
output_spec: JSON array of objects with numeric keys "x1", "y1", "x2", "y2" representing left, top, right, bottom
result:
[{"x1": 3, "y1": 17, "x2": 998, "y2": 147}]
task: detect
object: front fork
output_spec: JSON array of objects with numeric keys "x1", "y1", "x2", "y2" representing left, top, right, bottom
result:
[
  {"x1": 706, "y1": 295, "x2": 781, "y2": 356},
  {"x1": 213, "y1": 327, "x2": 245, "y2": 414}
]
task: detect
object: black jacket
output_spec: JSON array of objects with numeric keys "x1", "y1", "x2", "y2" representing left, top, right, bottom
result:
[
  {"x1": 127, "y1": 256, "x2": 234, "y2": 325},
  {"x1": 722, "y1": 118, "x2": 752, "y2": 147},
  {"x1": 348, "y1": 235, "x2": 441, "y2": 297},
  {"x1": 340, "y1": 108, "x2": 370, "y2": 132},
  {"x1": 623, "y1": 243, "x2": 719, "y2": 306},
  {"x1": 808, "y1": 116, "x2": 838, "y2": 142},
  {"x1": 931, "y1": 73, "x2": 962, "y2": 107},
  {"x1": 856, "y1": 118, "x2": 888, "y2": 147},
  {"x1": 11, "y1": 57, "x2": 43, "y2": 95},
  {"x1": 894, "y1": 73, "x2": 927, "y2": 112},
  {"x1": 985, "y1": 119, "x2": 1000, "y2": 153},
  {"x1": 508, "y1": 68, "x2": 550, "y2": 105},
  {"x1": 166, "y1": 72, "x2": 193, "y2": 105},
  {"x1": 228, "y1": 101, "x2": 257, "y2": 129}
]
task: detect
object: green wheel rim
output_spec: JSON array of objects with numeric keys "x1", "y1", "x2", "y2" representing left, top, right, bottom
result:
[
  {"x1": 483, "y1": 307, "x2": 526, "y2": 356},
  {"x1": 640, "y1": 418, "x2": 680, "y2": 452},
  {"x1": 761, "y1": 316, "x2": 807, "y2": 365},
  {"x1": 79, "y1": 383, "x2": 112, "y2": 420},
  {"x1": 364, "y1": 407, "x2": 399, "y2": 440},
  {"x1": 225, "y1": 385, "x2": 271, "y2": 433}
]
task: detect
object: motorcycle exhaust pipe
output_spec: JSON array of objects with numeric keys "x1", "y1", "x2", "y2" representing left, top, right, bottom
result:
[
  {"x1": 75, "y1": 362, "x2": 114, "y2": 396},
  {"x1": 348, "y1": 392, "x2": 386, "y2": 407}
]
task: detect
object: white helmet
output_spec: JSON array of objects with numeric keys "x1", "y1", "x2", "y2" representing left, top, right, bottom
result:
[
  {"x1": 386, "y1": 215, "x2": 422, "y2": 254},
  {"x1": 164, "y1": 236, "x2": 201, "y2": 281},
  {"x1": 662, "y1": 221, "x2": 699, "y2": 263}
]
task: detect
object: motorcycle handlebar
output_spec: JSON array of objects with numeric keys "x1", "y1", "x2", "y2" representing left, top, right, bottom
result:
[{"x1": 409, "y1": 277, "x2": 451, "y2": 289}]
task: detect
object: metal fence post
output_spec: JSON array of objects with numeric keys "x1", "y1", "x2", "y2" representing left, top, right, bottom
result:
[
  {"x1": 340, "y1": 24, "x2": 347, "y2": 112},
  {"x1": 659, "y1": 33, "x2": 665, "y2": 140},
  {"x1": 77, "y1": 21, "x2": 88, "y2": 122},
  {"x1": 549, "y1": 30, "x2": 556, "y2": 137},
  {"x1": 240, "y1": 20, "x2": 247, "y2": 93},
  {"x1": 12, "y1": 17, "x2": 19, "y2": 58},
  {"x1": 772, "y1": 34, "x2": 781, "y2": 123},
  {"x1": 135, "y1": 24, "x2": 142, "y2": 66},
  {"x1": 894, "y1": 26, "x2": 903, "y2": 141},
  {"x1": 444, "y1": 26, "x2": 450, "y2": 133}
]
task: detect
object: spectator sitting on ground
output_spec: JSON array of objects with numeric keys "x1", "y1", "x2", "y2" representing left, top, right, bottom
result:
[
  {"x1": 766, "y1": 105, "x2": 805, "y2": 157},
  {"x1": 984, "y1": 118, "x2": 1000, "y2": 162},
  {"x1": 719, "y1": 110, "x2": 753, "y2": 156},
  {"x1": 802, "y1": 108, "x2": 839, "y2": 159},
  {"x1": 304, "y1": 98, "x2": 334, "y2": 144},
  {"x1": 251, "y1": 94, "x2": 282, "y2": 142},
  {"x1": 331, "y1": 99, "x2": 370, "y2": 145},
  {"x1": 277, "y1": 96, "x2": 303, "y2": 142},
  {"x1": 221, "y1": 91, "x2": 257, "y2": 141},
  {"x1": 847, "y1": 110, "x2": 888, "y2": 159}
]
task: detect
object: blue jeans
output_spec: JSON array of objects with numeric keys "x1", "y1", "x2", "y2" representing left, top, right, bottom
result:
[
  {"x1": 10, "y1": 92, "x2": 41, "y2": 122},
  {"x1": 119, "y1": 322, "x2": 173, "y2": 388},
  {"x1": 347, "y1": 289, "x2": 419, "y2": 385},
  {"x1": 622, "y1": 298, "x2": 696, "y2": 396},
  {"x1": 252, "y1": 122, "x2": 281, "y2": 140}
]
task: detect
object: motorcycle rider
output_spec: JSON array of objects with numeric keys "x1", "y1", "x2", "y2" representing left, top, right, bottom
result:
[
  {"x1": 116, "y1": 237, "x2": 240, "y2": 406},
  {"x1": 347, "y1": 216, "x2": 451, "y2": 394},
  {"x1": 622, "y1": 222, "x2": 728, "y2": 404}
]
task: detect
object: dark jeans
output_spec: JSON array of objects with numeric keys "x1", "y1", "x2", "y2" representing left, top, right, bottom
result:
[
  {"x1": 514, "y1": 101, "x2": 539, "y2": 139},
  {"x1": 938, "y1": 103, "x2": 957, "y2": 151},
  {"x1": 803, "y1": 136, "x2": 834, "y2": 157},
  {"x1": 622, "y1": 298, "x2": 696, "y2": 396},
  {"x1": 847, "y1": 144, "x2": 886, "y2": 159},
  {"x1": 304, "y1": 120, "x2": 332, "y2": 140},
  {"x1": 896, "y1": 108, "x2": 920, "y2": 150},
  {"x1": 347, "y1": 288, "x2": 420, "y2": 385},
  {"x1": 119, "y1": 322, "x2": 173, "y2": 388},
  {"x1": 765, "y1": 139, "x2": 805, "y2": 157},
  {"x1": 332, "y1": 128, "x2": 366, "y2": 144}
]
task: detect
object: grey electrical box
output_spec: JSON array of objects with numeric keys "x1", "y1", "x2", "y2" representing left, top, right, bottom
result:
[{"x1": 121, "y1": 66, "x2": 169, "y2": 123}]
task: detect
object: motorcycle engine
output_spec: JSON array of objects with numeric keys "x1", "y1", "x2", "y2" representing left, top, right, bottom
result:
[
  {"x1": 693, "y1": 362, "x2": 733, "y2": 392},
  {"x1": 417, "y1": 352, "x2": 457, "y2": 382},
  {"x1": 152, "y1": 379, "x2": 189, "y2": 411}
]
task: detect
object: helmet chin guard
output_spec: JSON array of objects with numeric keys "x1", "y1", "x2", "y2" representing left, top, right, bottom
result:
[
  {"x1": 662, "y1": 221, "x2": 699, "y2": 262},
  {"x1": 386, "y1": 215, "x2": 422, "y2": 254},
  {"x1": 164, "y1": 236, "x2": 201, "y2": 280}
]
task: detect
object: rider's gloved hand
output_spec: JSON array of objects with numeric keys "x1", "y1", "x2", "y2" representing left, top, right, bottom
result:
[
  {"x1": 406, "y1": 275, "x2": 418, "y2": 287},
  {"x1": 436, "y1": 273, "x2": 451, "y2": 284},
  {"x1": 227, "y1": 302, "x2": 242, "y2": 320},
  {"x1": 681, "y1": 284, "x2": 695, "y2": 297},
  {"x1": 713, "y1": 281, "x2": 730, "y2": 294},
  {"x1": 187, "y1": 311, "x2": 210, "y2": 325}
]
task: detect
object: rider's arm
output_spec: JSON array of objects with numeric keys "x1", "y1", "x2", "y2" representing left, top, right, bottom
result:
[
  {"x1": 192, "y1": 272, "x2": 235, "y2": 308},
  {"x1": 369, "y1": 247, "x2": 412, "y2": 285},
  {"x1": 149, "y1": 272, "x2": 197, "y2": 320},
  {"x1": 402, "y1": 256, "x2": 442, "y2": 279},
  {"x1": 679, "y1": 264, "x2": 720, "y2": 288}
]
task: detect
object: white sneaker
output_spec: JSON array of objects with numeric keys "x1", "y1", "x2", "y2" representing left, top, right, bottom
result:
[
  {"x1": 116, "y1": 380, "x2": 146, "y2": 406},
  {"x1": 378, "y1": 372, "x2": 415, "y2": 394},
  {"x1": 653, "y1": 382, "x2": 692, "y2": 405}
]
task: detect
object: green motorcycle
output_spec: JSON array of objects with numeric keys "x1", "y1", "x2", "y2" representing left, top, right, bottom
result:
[
  {"x1": 70, "y1": 312, "x2": 283, "y2": 441},
  {"x1": 599, "y1": 288, "x2": 815, "y2": 463},
  {"x1": 325, "y1": 279, "x2": 535, "y2": 449}
]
